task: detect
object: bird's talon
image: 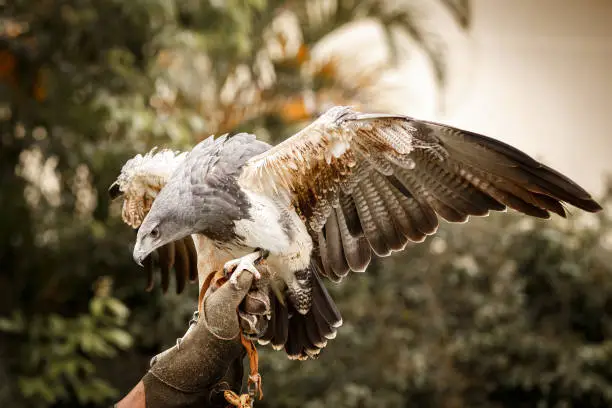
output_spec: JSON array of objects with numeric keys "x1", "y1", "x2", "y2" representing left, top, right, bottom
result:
[
  {"x1": 223, "y1": 262, "x2": 237, "y2": 278},
  {"x1": 224, "y1": 252, "x2": 264, "y2": 289},
  {"x1": 228, "y1": 264, "x2": 261, "y2": 289}
]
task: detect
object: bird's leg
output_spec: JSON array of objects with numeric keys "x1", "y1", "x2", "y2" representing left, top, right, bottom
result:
[{"x1": 223, "y1": 248, "x2": 269, "y2": 290}]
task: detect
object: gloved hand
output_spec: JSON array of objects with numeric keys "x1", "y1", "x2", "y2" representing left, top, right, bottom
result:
[{"x1": 115, "y1": 269, "x2": 269, "y2": 408}]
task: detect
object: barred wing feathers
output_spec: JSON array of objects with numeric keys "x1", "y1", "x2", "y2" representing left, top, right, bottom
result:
[{"x1": 241, "y1": 106, "x2": 602, "y2": 281}]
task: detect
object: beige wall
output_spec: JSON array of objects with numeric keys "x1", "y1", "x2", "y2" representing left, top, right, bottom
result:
[{"x1": 445, "y1": 0, "x2": 612, "y2": 195}]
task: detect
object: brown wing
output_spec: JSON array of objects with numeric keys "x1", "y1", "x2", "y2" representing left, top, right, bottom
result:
[{"x1": 240, "y1": 106, "x2": 602, "y2": 281}]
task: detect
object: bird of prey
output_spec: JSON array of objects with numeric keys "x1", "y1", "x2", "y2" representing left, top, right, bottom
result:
[{"x1": 127, "y1": 106, "x2": 602, "y2": 360}]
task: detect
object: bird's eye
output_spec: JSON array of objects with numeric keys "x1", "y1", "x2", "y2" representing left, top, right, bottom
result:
[{"x1": 150, "y1": 227, "x2": 160, "y2": 239}]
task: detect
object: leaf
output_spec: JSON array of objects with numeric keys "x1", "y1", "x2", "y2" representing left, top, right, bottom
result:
[
  {"x1": 104, "y1": 297, "x2": 130, "y2": 321},
  {"x1": 18, "y1": 376, "x2": 57, "y2": 404},
  {"x1": 89, "y1": 378, "x2": 119, "y2": 402},
  {"x1": 48, "y1": 359, "x2": 79, "y2": 379},
  {"x1": 74, "y1": 377, "x2": 118, "y2": 405},
  {"x1": 0, "y1": 310, "x2": 25, "y2": 333},
  {"x1": 101, "y1": 328, "x2": 133, "y2": 350},
  {"x1": 89, "y1": 297, "x2": 104, "y2": 317},
  {"x1": 79, "y1": 359, "x2": 96, "y2": 375},
  {"x1": 80, "y1": 332, "x2": 116, "y2": 358},
  {"x1": 48, "y1": 314, "x2": 66, "y2": 336}
]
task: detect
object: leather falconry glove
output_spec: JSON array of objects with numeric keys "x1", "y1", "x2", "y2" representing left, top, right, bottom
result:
[{"x1": 116, "y1": 270, "x2": 264, "y2": 408}]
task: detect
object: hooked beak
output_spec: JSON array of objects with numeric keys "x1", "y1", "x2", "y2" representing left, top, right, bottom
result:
[
  {"x1": 108, "y1": 181, "x2": 122, "y2": 200},
  {"x1": 133, "y1": 241, "x2": 151, "y2": 267}
]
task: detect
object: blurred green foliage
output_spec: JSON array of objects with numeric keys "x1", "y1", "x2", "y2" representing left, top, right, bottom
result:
[
  {"x1": 2, "y1": 1, "x2": 611, "y2": 407},
  {"x1": 1, "y1": 284, "x2": 132, "y2": 406}
]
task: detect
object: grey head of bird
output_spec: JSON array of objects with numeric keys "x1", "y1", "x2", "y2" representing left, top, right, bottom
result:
[{"x1": 132, "y1": 180, "x2": 198, "y2": 266}]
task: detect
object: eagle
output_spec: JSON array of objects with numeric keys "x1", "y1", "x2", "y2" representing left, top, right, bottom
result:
[{"x1": 119, "y1": 106, "x2": 602, "y2": 360}]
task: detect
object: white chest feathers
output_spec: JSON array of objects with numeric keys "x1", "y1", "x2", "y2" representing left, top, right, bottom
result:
[
  {"x1": 234, "y1": 189, "x2": 292, "y2": 252},
  {"x1": 233, "y1": 188, "x2": 313, "y2": 271}
]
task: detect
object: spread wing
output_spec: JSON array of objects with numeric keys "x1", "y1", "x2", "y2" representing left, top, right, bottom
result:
[{"x1": 240, "y1": 106, "x2": 602, "y2": 281}]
